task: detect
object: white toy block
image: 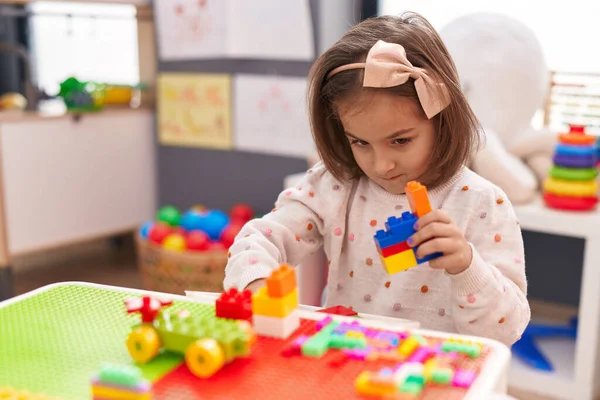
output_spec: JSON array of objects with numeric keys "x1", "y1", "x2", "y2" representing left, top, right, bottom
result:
[{"x1": 253, "y1": 311, "x2": 300, "y2": 339}]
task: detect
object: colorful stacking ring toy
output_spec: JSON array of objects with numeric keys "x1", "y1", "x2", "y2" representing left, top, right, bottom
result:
[{"x1": 543, "y1": 124, "x2": 599, "y2": 211}]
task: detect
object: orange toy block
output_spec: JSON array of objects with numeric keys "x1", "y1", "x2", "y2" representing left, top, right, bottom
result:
[
  {"x1": 266, "y1": 264, "x2": 297, "y2": 298},
  {"x1": 405, "y1": 181, "x2": 432, "y2": 218}
]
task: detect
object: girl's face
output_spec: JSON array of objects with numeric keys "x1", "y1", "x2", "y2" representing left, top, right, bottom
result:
[{"x1": 337, "y1": 91, "x2": 436, "y2": 195}]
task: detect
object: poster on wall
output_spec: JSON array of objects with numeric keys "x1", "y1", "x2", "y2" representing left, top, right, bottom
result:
[
  {"x1": 157, "y1": 73, "x2": 233, "y2": 150},
  {"x1": 233, "y1": 74, "x2": 315, "y2": 158},
  {"x1": 154, "y1": 0, "x2": 314, "y2": 61}
]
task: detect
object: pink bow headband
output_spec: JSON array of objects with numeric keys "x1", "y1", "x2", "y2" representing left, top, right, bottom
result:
[{"x1": 326, "y1": 40, "x2": 451, "y2": 119}]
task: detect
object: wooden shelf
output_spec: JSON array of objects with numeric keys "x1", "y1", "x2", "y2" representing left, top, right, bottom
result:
[{"x1": 0, "y1": 105, "x2": 154, "y2": 123}]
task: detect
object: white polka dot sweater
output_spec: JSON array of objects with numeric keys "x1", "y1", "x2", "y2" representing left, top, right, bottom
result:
[{"x1": 224, "y1": 162, "x2": 530, "y2": 346}]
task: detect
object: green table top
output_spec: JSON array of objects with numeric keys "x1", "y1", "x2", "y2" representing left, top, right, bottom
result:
[{"x1": 0, "y1": 282, "x2": 210, "y2": 399}]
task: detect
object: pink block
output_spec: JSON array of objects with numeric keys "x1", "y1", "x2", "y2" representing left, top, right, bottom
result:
[{"x1": 452, "y1": 368, "x2": 476, "y2": 388}]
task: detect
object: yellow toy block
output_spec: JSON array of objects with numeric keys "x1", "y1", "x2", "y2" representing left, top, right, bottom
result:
[
  {"x1": 424, "y1": 359, "x2": 437, "y2": 382},
  {"x1": 91, "y1": 385, "x2": 152, "y2": 400},
  {"x1": 381, "y1": 249, "x2": 417, "y2": 274},
  {"x1": 398, "y1": 335, "x2": 420, "y2": 358},
  {"x1": 406, "y1": 181, "x2": 432, "y2": 217},
  {"x1": 354, "y1": 371, "x2": 396, "y2": 397},
  {"x1": 252, "y1": 286, "x2": 298, "y2": 318}
]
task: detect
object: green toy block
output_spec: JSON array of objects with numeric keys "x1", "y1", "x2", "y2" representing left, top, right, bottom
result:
[
  {"x1": 329, "y1": 334, "x2": 367, "y2": 349},
  {"x1": 301, "y1": 320, "x2": 339, "y2": 358},
  {"x1": 98, "y1": 364, "x2": 143, "y2": 387},
  {"x1": 399, "y1": 380, "x2": 423, "y2": 394},
  {"x1": 405, "y1": 374, "x2": 425, "y2": 386},
  {"x1": 464, "y1": 343, "x2": 481, "y2": 358},
  {"x1": 153, "y1": 310, "x2": 250, "y2": 361},
  {"x1": 432, "y1": 368, "x2": 454, "y2": 384}
]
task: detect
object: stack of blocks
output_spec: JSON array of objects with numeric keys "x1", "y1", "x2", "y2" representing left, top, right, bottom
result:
[
  {"x1": 374, "y1": 181, "x2": 441, "y2": 274},
  {"x1": 543, "y1": 124, "x2": 599, "y2": 211},
  {"x1": 251, "y1": 264, "x2": 300, "y2": 339}
]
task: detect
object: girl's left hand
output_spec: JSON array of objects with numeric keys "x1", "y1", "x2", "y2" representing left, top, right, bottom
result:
[{"x1": 407, "y1": 209, "x2": 472, "y2": 274}]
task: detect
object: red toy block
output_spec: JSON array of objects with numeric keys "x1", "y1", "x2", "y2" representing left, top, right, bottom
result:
[
  {"x1": 317, "y1": 305, "x2": 358, "y2": 317},
  {"x1": 379, "y1": 241, "x2": 410, "y2": 258},
  {"x1": 266, "y1": 264, "x2": 297, "y2": 298},
  {"x1": 125, "y1": 296, "x2": 172, "y2": 323},
  {"x1": 216, "y1": 288, "x2": 253, "y2": 321}
]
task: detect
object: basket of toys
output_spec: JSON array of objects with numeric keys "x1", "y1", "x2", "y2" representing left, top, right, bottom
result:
[{"x1": 136, "y1": 203, "x2": 254, "y2": 294}]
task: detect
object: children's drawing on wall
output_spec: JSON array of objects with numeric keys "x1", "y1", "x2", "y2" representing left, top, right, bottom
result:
[
  {"x1": 158, "y1": 73, "x2": 232, "y2": 150},
  {"x1": 154, "y1": 0, "x2": 314, "y2": 61},
  {"x1": 234, "y1": 74, "x2": 314, "y2": 158},
  {"x1": 154, "y1": 0, "x2": 227, "y2": 60}
]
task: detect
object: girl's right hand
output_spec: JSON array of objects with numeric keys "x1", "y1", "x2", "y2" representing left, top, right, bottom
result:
[{"x1": 245, "y1": 278, "x2": 267, "y2": 293}]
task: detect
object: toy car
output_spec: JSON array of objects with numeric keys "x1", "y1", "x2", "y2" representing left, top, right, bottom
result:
[{"x1": 124, "y1": 296, "x2": 256, "y2": 378}]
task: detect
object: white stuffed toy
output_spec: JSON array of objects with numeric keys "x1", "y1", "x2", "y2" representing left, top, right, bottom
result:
[{"x1": 440, "y1": 13, "x2": 557, "y2": 204}]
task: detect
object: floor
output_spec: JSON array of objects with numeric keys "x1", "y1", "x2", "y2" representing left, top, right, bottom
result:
[{"x1": 10, "y1": 236, "x2": 562, "y2": 400}]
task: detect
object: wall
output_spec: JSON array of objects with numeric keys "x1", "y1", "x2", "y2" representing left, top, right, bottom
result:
[{"x1": 156, "y1": 0, "x2": 360, "y2": 216}]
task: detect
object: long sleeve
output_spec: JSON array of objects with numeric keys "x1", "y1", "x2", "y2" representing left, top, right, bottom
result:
[
  {"x1": 447, "y1": 185, "x2": 530, "y2": 345},
  {"x1": 223, "y1": 162, "x2": 347, "y2": 291}
]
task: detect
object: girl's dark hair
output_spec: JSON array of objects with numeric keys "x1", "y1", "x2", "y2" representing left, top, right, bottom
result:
[{"x1": 307, "y1": 12, "x2": 482, "y2": 188}]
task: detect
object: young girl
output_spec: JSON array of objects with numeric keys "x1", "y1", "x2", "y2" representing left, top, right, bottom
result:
[{"x1": 223, "y1": 13, "x2": 529, "y2": 346}]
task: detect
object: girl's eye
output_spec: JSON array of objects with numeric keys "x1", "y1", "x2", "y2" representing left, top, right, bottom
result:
[
  {"x1": 350, "y1": 139, "x2": 369, "y2": 147},
  {"x1": 393, "y1": 138, "x2": 412, "y2": 145}
]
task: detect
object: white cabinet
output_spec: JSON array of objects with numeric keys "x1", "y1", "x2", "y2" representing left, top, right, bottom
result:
[{"x1": 0, "y1": 110, "x2": 156, "y2": 255}]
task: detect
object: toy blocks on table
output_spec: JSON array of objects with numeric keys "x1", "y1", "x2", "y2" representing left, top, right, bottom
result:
[
  {"x1": 252, "y1": 312, "x2": 300, "y2": 339},
  {"x1": 266, "y1": 264, "x2": 297, "y2": 297},
  {"x1": 91, "y1": 364, "x2": 152, "y2": 400},
  {"x1": 153, "y1": 309, "x2": 253, "y2": 361},
  {"x1": 252, "y1": 266, "x2": 300, "y2": 339},
  {"x1": 252, "y1": 286, "x2": 299, "y2": 318},
  {"x1": 406, "y1": 181, "x2": 432, "y2": 217},
  {"x1": 216, "y1": 287, "x2": 252, "y2": 321}
]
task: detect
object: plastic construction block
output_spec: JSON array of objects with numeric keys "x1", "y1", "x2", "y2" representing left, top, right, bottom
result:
[
  {"x1": 125, "y1": 296, "x2": 173, "y2": 323},
  {"x1": 316, "y1": 305, "x2": 358, "y2": 317},
  {"x1": 152, "y1": 309, "x2": 252, "y2": 361},
  {"x1": 252, "y1": 286, "x2": 298, "y2": 318},
  {"x1": 452, "y1": 368, "x2": 476, "y2": 388},
  {"x1": 216, "y1": 288, "x2": 252, "y2": 321},
  {"x1": 355, "y1": 371, "x2": 397, "y2": 397},
  {"x1": 253, "y1": 311, "x2": 300, "y2": 339},
  {"x1": 266, "y1": 264, "x2": 297, "y2": 298},
  {"x1": 374, "y1": 212, "x2": 417, "y2": 249},
  {"x1": 379, "y1": 240, "x2": 410, "y2": 258},
  {"x1": 91, "y1": 364, "x2": 152, "y2": 400},
  {"x1": 405, "y1": 181, "x2": 432, "y2": 217},
  {"x1": 381, "y1": 249, "x2": 417, "y2": 274}
]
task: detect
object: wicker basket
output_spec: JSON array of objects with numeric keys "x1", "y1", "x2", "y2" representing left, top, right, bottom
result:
[{"x1": 135, "y1": 235, "x2": 228, "y2": 295}]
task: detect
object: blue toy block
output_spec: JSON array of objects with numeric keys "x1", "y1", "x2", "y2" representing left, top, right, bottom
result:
[
  {"x1": 374, "y1": 212, "x2": 417, "y2": 249},
  {"x1": 416, "y1": 251, "x2": 443, "y2": 264},
  {"x1": 385, "y1": 212, "x2": 417, "y2": 238}
]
